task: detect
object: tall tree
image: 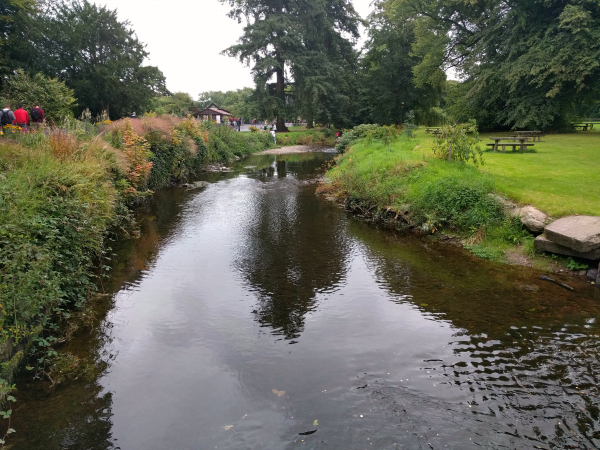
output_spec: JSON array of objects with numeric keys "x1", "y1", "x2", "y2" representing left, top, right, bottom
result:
[
  {"x1": 391, "y1": 0, "x2": 600, "y2": 129},
  {"x1": 11, "y1": 0, "x2": 167, "y2": 119},
  {"x1": 222, "y1": 0, "x2": 361, "y2": 130}
]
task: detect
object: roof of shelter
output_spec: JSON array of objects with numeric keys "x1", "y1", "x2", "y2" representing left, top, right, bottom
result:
[{"x1": 198, "y1": 103, "x2": 232, "y2": 116}]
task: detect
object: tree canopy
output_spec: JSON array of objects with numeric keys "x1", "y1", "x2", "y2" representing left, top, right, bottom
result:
[
  {"x1": 3, "y1": 0, "x2": 167, "y2": 119},
  {"x1": 390, "y1": 0, "x2": 600, "y2": 129},
  {"x1": 221, "y1": 0, "x2": 362, "y2": 129}
]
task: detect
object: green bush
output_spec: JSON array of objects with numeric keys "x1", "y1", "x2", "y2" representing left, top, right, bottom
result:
[
  {"x1": 409, "y1": 170, "x2": 502, "y2": 230},
  {"x1": 335, "y1": 124, "x2": 382, "y2": 152},
  {"x1": 0, "y1": 70, "x2": 77, "y2": 123}
]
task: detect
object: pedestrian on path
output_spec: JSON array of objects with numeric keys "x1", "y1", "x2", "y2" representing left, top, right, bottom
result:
[
  {"x1": 14, "y1": 104, "x2": 30, "y2": 130},
  {"x1": 1, "y1": 104, "x2": 16, "y2": 128},
  {"x1": 30, "y1": 102, "x2": 45, "y2": 128}
]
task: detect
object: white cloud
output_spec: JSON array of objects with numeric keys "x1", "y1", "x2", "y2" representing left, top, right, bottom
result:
[{"x1": 91, "y1": 0, "x2": 375, "y2": 99}]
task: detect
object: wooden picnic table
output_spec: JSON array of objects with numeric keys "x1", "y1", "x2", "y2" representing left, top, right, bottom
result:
[
  {"x1": 511, "y1": 134, "x2": 543, "y2": 142},
  {"x1": 487, "y1": 137, "x2": 534, "y2": 153},
  {"x1": 425, "y1": 127, "x2": 442, "y2": 133},
  {"x1": 571, "y1": 122, "x2": 599, "y2": 131}
]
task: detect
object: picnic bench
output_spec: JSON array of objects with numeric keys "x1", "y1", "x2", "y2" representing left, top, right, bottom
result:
[
  {"x1": 512, "y1": 131, "x2": 545, "y2": 142},
  {"x1": 425, "y1": 127, "x2": 441, "y2": 133},
  {"x1": 487, "y1": 137, "x2": 535, "y2": 153},
  {"x1": 571, "y1": 122, "x2": 599, "y2": 131}
]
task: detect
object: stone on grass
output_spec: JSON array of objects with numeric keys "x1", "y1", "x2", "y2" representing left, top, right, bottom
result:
[
  {"x1": 544, "y1": 216, "x2": 600, "y2": 253},
  {"x1": 534, "y1": 235, "x2": 600, "y2": 260},
  {"x1": 512, "y1": 206, "x2": 547, "y2": 234}
]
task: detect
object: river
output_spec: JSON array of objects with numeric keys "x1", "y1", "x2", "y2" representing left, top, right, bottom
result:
[{"x1": 10, "y1": 152, "x2": 600, "y2": 449}]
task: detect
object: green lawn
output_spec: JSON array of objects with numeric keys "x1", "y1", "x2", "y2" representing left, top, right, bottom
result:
[{"x1": 415, "y1": 128, "x2": 600, "y2": 217}]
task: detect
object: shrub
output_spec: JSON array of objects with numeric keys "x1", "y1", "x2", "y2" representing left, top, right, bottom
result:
[
  {"x1": 408, "y1": 169, "x2": 503, "y2": 231},
  {"x1": 432, "y1": 120, "x2": 483, "y2": 166},
  {"x1": 297, "y1": 134, "x2": 315, "y2": 145},
  {"x1": 335, "y1": 124, "x2": 382, "y2": 152},
  {"x1": 0, "y1": 69, "x2": 77, "y2": 123}
]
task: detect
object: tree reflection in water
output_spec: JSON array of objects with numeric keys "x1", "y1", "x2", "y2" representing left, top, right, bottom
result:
[{"x1": 236, "y1": 155, "x2": 351, "y2": 339}]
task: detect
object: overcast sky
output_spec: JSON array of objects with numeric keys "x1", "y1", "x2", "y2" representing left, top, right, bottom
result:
[{"x1": 91, "y1": 0, "x2": 375, "y2": 99}]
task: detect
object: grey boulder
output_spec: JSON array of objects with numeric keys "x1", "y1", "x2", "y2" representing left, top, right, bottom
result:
[
  {"x1": 544, "y1": 216, "x2": 600, "y2": 253},
  {"x1": 512, "y1": 206, "x2": 547, "y2": 234},
  {"x1": 535, "y1": 235, "x2": 600, "y2": 260}
]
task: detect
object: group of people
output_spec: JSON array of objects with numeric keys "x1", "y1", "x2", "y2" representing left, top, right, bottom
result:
[{"x1": 1, "y1": 103, "x2": 45, "y2": 130}]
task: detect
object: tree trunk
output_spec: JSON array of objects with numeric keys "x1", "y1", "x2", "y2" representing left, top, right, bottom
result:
[
  {"x1": 305, "y1": 102, "x2": 314, "y2": 129},
  {"x1": 275, "y1": 66, "x2": 288, "y2": 132}
]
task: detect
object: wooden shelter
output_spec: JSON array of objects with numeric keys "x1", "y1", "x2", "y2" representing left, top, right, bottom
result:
[{"x1": 196, "y1": 103, "x2": 232, "y2": 124}]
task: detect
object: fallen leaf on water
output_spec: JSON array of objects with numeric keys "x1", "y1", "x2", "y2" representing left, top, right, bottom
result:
[
  {"x1": 313, "y1": 419, "x2": 318, "y2": 426},
  {"x1": 272, "y1": 388, "x2": 286, "y2": 397},
  {"x1": 223, "y1": 425, "x2": 234, "y2": 430}
]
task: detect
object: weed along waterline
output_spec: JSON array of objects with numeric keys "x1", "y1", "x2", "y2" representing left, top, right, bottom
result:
[{"x1": 7, "y1": 151, "x2": 600, "y2": 449}]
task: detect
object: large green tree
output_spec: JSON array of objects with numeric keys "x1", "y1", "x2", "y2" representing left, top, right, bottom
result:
[
  {"x1": 359, "y1": 6, "x2": 432, "y2": 125},
  {"x1": 391, "y1": 0, "x2": 600, "y2": 129},
  {"x1": 8, "y1": 0, "x2": 167, "y2": 119},
  {"x1": 222, "y1": 0, "x2": 361, "y2": 130}
]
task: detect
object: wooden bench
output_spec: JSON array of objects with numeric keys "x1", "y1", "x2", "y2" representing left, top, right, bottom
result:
[
  {"x1": 486, "y1": 143, "x2": 535, "y2": 152},
  {"x1": 425, "y1": 127, "x2": 441, "y2": 134}
]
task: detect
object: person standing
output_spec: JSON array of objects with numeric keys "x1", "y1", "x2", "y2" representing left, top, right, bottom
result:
[
  {"x1": 14, "y1": 104, "x2": 30, "y2": 130},
  {"x1": 0, "y1": 104, "x2": 16, "y2": 128},
  {"x1": 270, "y1": 129, "x2": 277, "y2": 145},
  {"x1": 30, "y1": 102, "x2": 45, "y2": 129}
]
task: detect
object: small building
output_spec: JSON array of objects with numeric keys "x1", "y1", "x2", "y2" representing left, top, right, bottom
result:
[{"x1": 196, "y1": 103, "x2": 232, "y2": 124}]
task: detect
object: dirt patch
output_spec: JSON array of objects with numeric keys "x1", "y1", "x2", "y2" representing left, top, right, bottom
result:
[{"x1": 258, "y1": 145, "x2": 328, "y2": 155}]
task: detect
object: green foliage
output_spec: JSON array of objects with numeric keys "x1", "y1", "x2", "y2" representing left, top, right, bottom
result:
[
  {"x1": 328, "y1": 135, "x2": 503, "y2": 233},
  {"x1": 335, "y1": 124, "x2": 384, "y2": 153},
  {"x1": 152, "y1": 92, "x2": 195, "y2": 117},
  {"x1": 359, "y1": 6, "x2": 440, "y2": 125},
  {"x1": 432, "y1": 120, "x2": 483, "y2": 166},
  {"x1": 0, "y1": 138, "x2": 121, "y2": 368},
  {"x1": 14, "y1": 0, "x2": 167, "y2": 119},
  {"x1": 0, "y1": 69, "x2": 76, "y2": 122},
  {"x1": 409, "y1": 169, "x2": 502, "y2": 231},
  {"x1": 566, "y1": 258, "x2": 588, "y2": 271},
  {"x1": 395, "y1": 0, "x2": 600, "y2": 129},
  {"x1": 222, "y1": 0, "x2": 361, "y2": 130}
]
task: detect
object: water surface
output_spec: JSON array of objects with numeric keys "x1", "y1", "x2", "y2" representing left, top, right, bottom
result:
[{"x1": 12, "y1": 152, "x2": 600, "y2": 449}]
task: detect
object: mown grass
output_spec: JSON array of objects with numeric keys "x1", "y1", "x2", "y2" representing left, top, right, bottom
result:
[{"x1": 415, "y1": 128, "x2": 600, "y2": 216}]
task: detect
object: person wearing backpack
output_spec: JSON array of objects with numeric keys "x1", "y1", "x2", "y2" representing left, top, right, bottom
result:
[
  {"x1": 1, "y1": 104, "x2": 16, "y2": 128},
  {"x1": 14, "y1": 104, "x2": 30, "y2": 130},
  {"x1": 30, "y1": 102, "x2": 45, "y2": 129}
]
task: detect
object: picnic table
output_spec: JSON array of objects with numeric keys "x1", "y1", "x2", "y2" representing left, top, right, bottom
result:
[
  {"x1": 571, "y1": 122, "x2": 599, "y2": 131},
  {"x1": 425, "y1": 127, "x2": 441, "y2": 133},
  {"x1": 487, "y1": 137, "x2": 535, "y2": 153},
  {"x1": 512, "y1": 131, "x2": 544, "y2": 142}
]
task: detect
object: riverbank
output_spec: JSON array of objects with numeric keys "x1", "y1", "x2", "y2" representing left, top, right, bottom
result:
[
  {"x1": 0, "y1": 116, "x2": 275, "y2": 402},
  {"x1": 319, "y1": 127, "x2": 600, "y2": 273}
]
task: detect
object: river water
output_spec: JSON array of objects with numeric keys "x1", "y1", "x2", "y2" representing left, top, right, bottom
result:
[{"x1": 11, "y1": 152, "x2": 600, "y2": 449}]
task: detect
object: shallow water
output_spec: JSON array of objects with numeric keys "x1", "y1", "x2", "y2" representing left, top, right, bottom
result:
[{"x1": 11, "y1": 153, "x2": 600, "y2": 449}]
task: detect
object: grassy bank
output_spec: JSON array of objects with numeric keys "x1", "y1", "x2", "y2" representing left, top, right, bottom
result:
[
  {"x1": 322, "y1": 126, "x2": 600, "y2": 264},
  {"x1": 414, "y1": 128, "x2": 600, "y2": 216},
  {"x1": 0, "y1": 117, "x2": 274, "y2": 403},
  {"x1": 322, "y1": 129, "x2": 582, "y2": 265}
]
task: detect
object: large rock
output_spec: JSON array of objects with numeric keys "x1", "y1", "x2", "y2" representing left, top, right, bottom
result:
[
  {"x1": 512, "y1": 206, "x2": 547, "y2": 234},
  {"x1": 544, "y1": 216, "x2": 600, "y2": 253},
  {"x1": 535, "y1": 235, "x2": 600, "y2": 260}
]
